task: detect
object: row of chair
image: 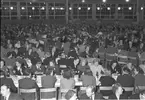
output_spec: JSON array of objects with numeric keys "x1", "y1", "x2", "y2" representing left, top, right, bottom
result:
[
  {"x1": 80, "y1": 86, "x2": 138, "y2": 99},
  {"x1": 18, "y1": 86, "x2": 145, "y2": 100},
  {"x1": 98, "y1": 52, "x2": 142, "y2": 66},
  {"x1": 19, "y1": 88, "x2": 56, "y2": 100}
]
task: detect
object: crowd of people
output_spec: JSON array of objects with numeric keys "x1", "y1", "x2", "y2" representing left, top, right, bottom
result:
[{"x1": 0, "y1": 21, "x2": 145, "y2": 100}]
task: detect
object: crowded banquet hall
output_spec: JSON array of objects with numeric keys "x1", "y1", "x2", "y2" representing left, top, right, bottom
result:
[{"x1": 0, "y1": 0, "x2": 145, "y2": 100}]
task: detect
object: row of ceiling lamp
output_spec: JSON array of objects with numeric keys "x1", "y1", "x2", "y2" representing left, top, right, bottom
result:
[{"x1": 6, "y1": 6, "x2": 144, "y2": 11}]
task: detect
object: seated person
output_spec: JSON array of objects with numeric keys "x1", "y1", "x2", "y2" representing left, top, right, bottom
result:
[
  {"x1": 77, "y1": 59, "x2": 90, "y2": 77},
  {"x1": 60, "y1": 69, "x2": 75, "y2": 90},
  {"x1": 89, "y1": 59, "x2": 105, "y2": 78},
  {"x1": 0, "y1": 74, "x2": 17, "y2": 93},
  {"x1": 99, "y1": 69, "x2": 116, "y2": 97},
  {"x1": 129, "y1": 90, "x2": 145, "y2": 100},
  {"x1": 13, "y1": 60, "x2": 26, "y2": 75},
  {"x1": 1, "y1": 84, "x2": 23, "y2": 100},
  {"x1": 18, "y1": 72, "x2": 39, "y2": 100},
  {"x1": 0, "y1": 59, "x2": 9, "y2": 76},
  {"x1": 134, "y1": 67, "x2": 145, "y2": 93},
  {"x1": 40, "y1": 68, "x2": 57, "y2": 99},
  {"x1": 117, "y1": 66, "x2": 135, "y2": 97},
  {"x1": 109, "y1": 60, "x2": 122, "y2": 75},
  {"x1": 79, "y1": 70, "x2": 96, "y2": 87},
  {"x1": 65, "y1": 90, "x2": 78, "y2": 100},
  {"x1": 31, "y1": 61, "x2": 45, "y2": 75},
  {"x1": 79, "y1": 85, "x2": 104, "y2": 100},
  {"x1": 41, "y1": 68, "x2": 56, "y2": 88},
  {"x1": 108, "y1": 83, "x2": 127, "y2": 100}
]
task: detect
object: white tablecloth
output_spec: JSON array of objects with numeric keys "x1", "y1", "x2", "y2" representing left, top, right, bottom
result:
[
  {"x1": 11, "y1": 74, "x2": 118, "y2": 88},
  {"x1": 11, "y1": 75, "x2": 82, "y2": 88}
]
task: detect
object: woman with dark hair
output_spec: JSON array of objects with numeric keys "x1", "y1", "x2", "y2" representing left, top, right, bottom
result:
[
  {"x1": 109, "y1": 83, "x2": 127, "y2": 100},
  {"x1": 109, "y1": 60, "x2": 122, "y2": 75},
  {"x1": 13, "y1": 60, "x2": 26, "y2": 75},
  {"x1": 0, "y1": 59, "x2": 9, "y2": 76},
  {"x1": 77, "y1": 59, "x2": 90, "y2": 77}
]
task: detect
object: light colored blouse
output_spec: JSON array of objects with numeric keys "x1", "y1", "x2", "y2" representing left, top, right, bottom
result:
[{"x1": 60, "y1": 78, "x2": 75, "y2": 90}]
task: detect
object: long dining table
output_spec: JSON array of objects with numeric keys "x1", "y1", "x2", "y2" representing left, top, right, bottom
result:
[
  {"x1": 10, "y1": 75, "x2": 83, "y2": 88},
  {"x1": 10, "y1": 73, "x2": 119, "y2": 88}
]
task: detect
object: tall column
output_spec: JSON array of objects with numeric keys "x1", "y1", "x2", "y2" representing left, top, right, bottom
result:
[
  {"x1": 115, "y1": 4, "x2": 118, "y2": 20},
  {"x1": 65, "y1": 0, "x2": 69, "y2": 24},
  {"x1": 136, "y1": 0, "x2": 143, "y2": 23},
  {"x1": 46, "y1": 2, "x2": 48, "y2": 19},
  {"x1": 70, "y1": 3, "x2": 73, "y2": 20},
  {"x1": 92, "y1": 4, "x2": 96, "y2": 20},
  {"x1": 136, "y1": 0, "x2": 139, "y2": 23},
  {"x1": 17, "y1": 2, "x2": 20, "y2": 20}
]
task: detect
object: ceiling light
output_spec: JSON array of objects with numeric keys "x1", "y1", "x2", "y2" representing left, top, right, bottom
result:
[
  {"x1": 87, "y1": 7, "x2": 91, "y2": 10},
  {"x1": 97, "y1": 7, "x2": 100, "y2": 10},
  {"x1": 107, "y1": 7, "x2": 110, "y2": 10},
  {"x1": 78, "y1": 7, "x2": 81, "y2": 10}
]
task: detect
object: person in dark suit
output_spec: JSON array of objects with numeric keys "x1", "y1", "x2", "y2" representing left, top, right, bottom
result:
[
  {"x1": 79, "y1": 85, "x2": 104, "y2": 100},
  {"x1": 0, "y1": 84, "x2": 22, "y2": 100},
  {"x1": 18, "y1": 72, "x2": 39, "y2": 100},
  {"x1": 0, "y1": 75, "x2": 17, "y2": 93},
  {"x1": 41, "y1": 68, "x2": 56, "y2": 88},
  {"x1": 108, "y1": 83, "x2": 127, "y2": 100},
  {"x1": 99, "y1": 69, "x2": 116, "y2": 97},
  {"x1": 117, "y1": 66, "x2": 135, "y2": 97}
]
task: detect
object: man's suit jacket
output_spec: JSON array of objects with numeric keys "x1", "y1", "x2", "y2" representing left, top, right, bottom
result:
[
  {"x1": 99, "y1": 76, "x2": 116, "y2": 96},
  {"x1": 19, "y1": 77, "x2": 39, "y2": 100},
  {"x1": 0, "y1": 77, "x2": 17, "y2": 93},
  {"x1": 108, "y1": 94, "x2": 127, "y2": 100},
  {"x1": 117, "y1": 74, "x2": 135, "y2": 87},
  {"x1": 1, "y1": 93, "x2": 23, "y2": 100},
  {"x1": 117, "y1": 74, "x2": 135, "y2": 97},
  {"x1": 79, "y1": 92, "x2": 104, "y2": 100},
  {"x1": 41, "y1": 75, "x2": 57, "y2": 88}
]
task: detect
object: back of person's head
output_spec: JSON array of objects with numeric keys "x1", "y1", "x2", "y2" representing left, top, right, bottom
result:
[
  {"x1": 65, "y1": 90, "x2": 77, "y2": 100},
  {"x1": 112, "y1": 83, "x2": 123, "y2": 94},
  {"x1": 63, "y1": 70, "x2": 73, "y2": 79},
  {"x1": 139, "y1": 90, "x2": 145, "y2": 100},
  {"x1": 86, "y1": 85, "x2": 96, "y2": 97}
]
